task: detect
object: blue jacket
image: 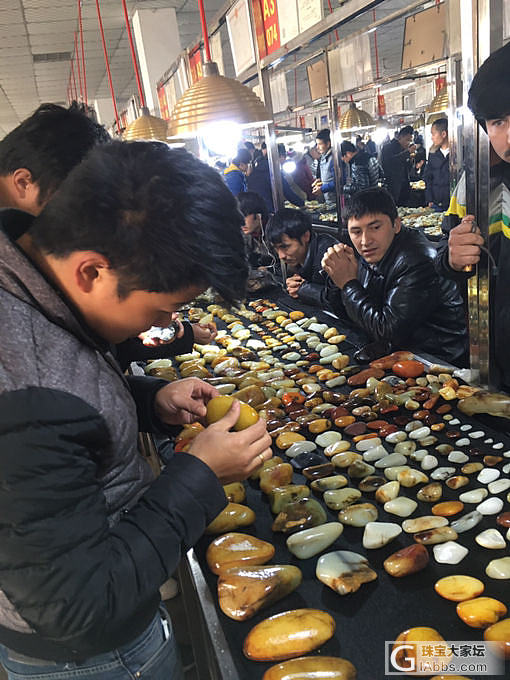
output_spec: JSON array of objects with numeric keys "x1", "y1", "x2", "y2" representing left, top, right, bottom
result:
[
  {"x1": 247, "y1": 157, "x2": 304, "y2": 212},
  {"x1": 317, "y1": 149, "x2": 336, "y2": 205},
  {"x1": 224, "y1": 163, "x2": 247, "y2": 197}
]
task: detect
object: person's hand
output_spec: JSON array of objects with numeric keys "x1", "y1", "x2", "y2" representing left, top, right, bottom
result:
[
  {"x1": 192, "y1": 322, "x2": 217, "y2": 345},
  {"x1": 188, "y1": 401, "x2": 272, "y2": 484},
  {"x1": 312, "y1": 179, "x2": 323, "y2": 195},
  {"x1": 428, "y1": 202, "x2": 435, "y2": 208},
  {"x1": 286, "y1": 274, "x2": 304, "y2": 298},
  {"x1": 154, "y1": 378, "x2": 219, "y2": 426},
  {"x1": 139, "y1": 320, "x2": 184, "y2": 347},
  {"x1": 321, "y1": 243, "x2": 358, "y2": 289},
  {"x1": 448, "y1": 215, "x2": 484, "y2": 271}
]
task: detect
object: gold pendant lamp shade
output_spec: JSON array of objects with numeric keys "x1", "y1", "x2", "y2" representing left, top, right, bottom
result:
[
  {"x1": 426, "y1": 85, "x2": 449, "y2": 124},
  {"x1": 123, "y1": 106, "x2": 169, "y2": 141},
  {"x1": 168, "y1": 62, "x2": 271, "y2": 138},
  {"x1": 339, "y1": 102, "x2": 375, "y2": 131},
  {"x1": 413, "y1": 113, "x2": 425, "y2": 129}
]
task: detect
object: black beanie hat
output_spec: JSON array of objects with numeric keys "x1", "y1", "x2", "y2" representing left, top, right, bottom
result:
[{"x1": 468, "y1": 42, "x2": 510, "y2": 130}]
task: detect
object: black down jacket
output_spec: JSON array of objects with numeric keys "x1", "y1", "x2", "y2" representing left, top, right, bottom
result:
[
  {"x1": 327, "y1": 227, "x2": 468, "y2": 365},
  {"x1": 0, "y1": 209, "x2": 227, "y2": 662}
]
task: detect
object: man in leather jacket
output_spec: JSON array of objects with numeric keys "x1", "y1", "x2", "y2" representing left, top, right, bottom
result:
[
  {"x1": 322, "y1": 188, "x2": 468, "y2": 365},
  {"x1": 266, "y1": 207, "x2": 337, "y2": 307}
]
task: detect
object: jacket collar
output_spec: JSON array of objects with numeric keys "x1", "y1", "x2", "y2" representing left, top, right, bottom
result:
[{"x1": 298, "y1": 232, "x2": 317, "y2": 278}]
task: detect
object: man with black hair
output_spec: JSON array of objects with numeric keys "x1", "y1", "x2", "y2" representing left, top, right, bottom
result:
[
  {"x1": 224, "y1": 148, "x2": 252, "y2": 196},
  {"x1": 237, "y1": 191, "x2": 272, "y2": 268},
  {"x1": 247, "y1": 144, "x2": 304, "y2": 212},
  {"x1": 313, "y1": 128, "x2": 336, "y2": 206},
  {"x1": 0, "y1": 141, "x2": 271, "y2": 679},
  {"x1": 437, "y1": 42, "x2": 510, "y2": 390},
  {"x1": 340, "y1": 140, "x2": 385, "y2": 197},
  {"x1": 0, "y1": 102, "x2": 110, "y2": 216},
  {"x1": 381, "y1": 125, "x2": 415, "y2": 206},
  {"x1": 424, "y1": 118, "x2": 450, "y2": 210},
  {"x1": 266, "y1": 207, "x2": 337, "y2": 306},
  {"x1": 322, "y1": 188, "x2": 467, "y2": 364}
]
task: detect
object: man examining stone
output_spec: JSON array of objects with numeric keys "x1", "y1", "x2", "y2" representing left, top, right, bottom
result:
[
  {"x1": 322, "y1": 188, "x2": 468, "y2": 364},
  {"x1": 266, "y1": 207, "x2": 337, "y2": 306}
]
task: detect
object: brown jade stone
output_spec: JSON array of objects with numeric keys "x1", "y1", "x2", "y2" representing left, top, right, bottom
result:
[
  {"x1": 223, "y1": 482, "x2": 246, "y2": 503},
  {"x1": 416, "y1": 482, "x2": 443, "y2": 502},
  {"x1": 260, "y1": 464, "x2": 294, "y2": 494},
  {"x1": 394, "y1": 415, "x2": 412, "y2": 426},
  {"x1": 484, "y1": 455, "x2": 503, "y2": 466},
  {"x1": 352, "y1": 432, "x2": 379, "y2": 442},
  {"x1": 272, "y1": 497, "x2": 327, "y2": 534},
  {"x1": 484, "y1": 618, "x2": 510, "y2": 658},
  {"x1": 218, "y1": 564, "x2": 302, "y2": 621},
  {"x1": 304, "y1": 397, "x2": 323, "y2": 410},
  {"x1": 347, "y1": 368, "x2": 385, "y2": 386},
  {"x1": 462, "y1": 462, "x2": 484, "y2": 474},
  {"x1": 392, "y1": 360, "x2": 425, "y2": 378},
  {"x1": 262, "y1": 656, "x2": 357, "y2": 680},
  {"x1": 302, "y1": 463, "x2": 335, "y2": 481},
  {"x1": 446, "y1": 430, "x2": 461, "y2": 439},
  {"x1": 322, "y1": 391, "x2": 347, "y2": 405},
  {"x1": 457, "y1": 597, "x2": 508, "y2": 629},
  {"x1": 343, "y1": 422, "x2": 368, "y2": 437},
  {"x1": 406, "y1": 378, "x2": 417, "y2": 386},
  {"x1": 308, "y1": 418, "x2": 332, "y2": 434},
  {"x1": 496, "y1": 512, "x2": 510, "y2": 528},
  {"x1": 380, "y1": 404, "x2": 398, "y2": 414},
  {"x1": 370, "y1": 350, "x2": 414, "y2": 370},
  {"x1": 383, "y1": 544, "x2": 430, "y2": 577},
  {"x1": 206, "y1": 503, "x2": 256, "y2": 534},
  {"x1": 358, "y1": 476, "x2": 386, "y2": 492},
  {"x1": 436, "y1": 404, "x2": 452, "y2": 414},
  {"x1": 414, "y1": 526, "x2": 458, "y2": 545},
  {"x1": 296, "y1": 414, "x2": 321, "y2": 426},
  {"x1": 432, "y1": 501, "x2": 464, "y2": 517},
  {"x1": 206, "y1": 532, "x2": 276, "y2": 575},
  {"x1": 413, "y1": 410, "x2": 429, "y2": 420},
  {"x1": 366, "y1": 420, "x2": 389, "y2": 430},
  {"x1": 270, "y1": 422, "x2": 302, "y2": 438},
  {"x1": 378, "y1": 424, "x2": 399, "y2": 437},
  {"x1": 250, "y1": 456, "x2": 284, "y2": 481},
  {"x1": 446, "y1": 476, "x2": 470, "y2": 490},
  {"x1": 335, "y1": 416, "x2": 356, "y2": 428},
  {"x1": 424, "y1": 395, "x2": 440, "y2": 409},
  {"x1": 243, "y1": 609, "x2": 336, "y2": 662},
  {"x1": 330, "y1": 406, "x2": 349, "y2": 419}
]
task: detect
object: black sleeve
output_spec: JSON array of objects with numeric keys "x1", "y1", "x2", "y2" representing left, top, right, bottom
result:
[
  {"x1": 434, "y1": 237, "x2": 474, "y2": 284},
  {"x1": 0, "y1": 387, "x2": 227, "y2": 650},
  {"x1": 340, "y1": 259, "x2": 439, "y2": 346},
  {"x1": 126, "y1": 374, "x2": 180, "y2": 436},
  {"x1": 297, "y1": 281, "x2": 327, "y2": 306},
  {"x1": 115, "y1": 322, "x2": 195, "y2": 371}
]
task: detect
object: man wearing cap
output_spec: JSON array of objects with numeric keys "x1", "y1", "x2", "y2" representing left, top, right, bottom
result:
[{"x1": 436, "y1": 42, "x2": 510, "y2": 390}]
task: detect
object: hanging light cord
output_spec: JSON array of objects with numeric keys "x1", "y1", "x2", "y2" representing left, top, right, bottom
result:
[
  {"x1": 95, "y1": 0, "x2": 121, "y2": 133},
  {"x1": 78, "y1": 0, "x2": 87, "y2": 107},
  {"x1": 198, "y1": 0, "x2": 211, "y2": 62},
  {"x1": 121, "y1": 0, "x2": 146, "y2": 108},
  {"x1": 70, "y1": 58, "x2": 78, "y2": 101},
  {"x1": 74, "y1": 32, "x2": 83, "y2": 100}
]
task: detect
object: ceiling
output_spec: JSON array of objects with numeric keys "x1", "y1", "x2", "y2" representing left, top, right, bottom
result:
[{"x1": 0, "y1": 0, "x2": 225, "y2": 136}]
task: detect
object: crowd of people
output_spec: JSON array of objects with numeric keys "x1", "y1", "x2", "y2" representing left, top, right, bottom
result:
[{"x1": 0, "y1": 36, "x2": 508, "y2": 680}]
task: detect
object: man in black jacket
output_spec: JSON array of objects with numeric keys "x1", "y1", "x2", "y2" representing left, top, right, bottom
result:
[
  {"x1": 341, "y1": 140, "x2": 385, "y2": 197},
  {"x1": 322, "y1": 188, "x2": 468, "y2": 364},
  {"x1": 424, "y1": 118, "x2": 450, "y2": 210},
  {"x1": 380, "y1": 125, "x2": 415, "y2": 206},
  {"x1": 266, "y1": 207, "x2": 337, "y2": 307},
  {"x1": 0, "y1": 142, "x2": 271, "y2": 679}
]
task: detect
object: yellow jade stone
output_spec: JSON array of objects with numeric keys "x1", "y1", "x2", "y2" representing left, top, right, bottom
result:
[
  {"x1": 243, "y1": 609, "x2": 335, "y2": 662},
  {"x1": 206, "y1": 532, "x2": 275, "y2": 575},
  {"x1": 223, "y1": 482, "x2": 246, "y2": 503},
  {"x1": 456, "y1": 597, "x2": 508, "y2": 628},
  {"x1": 205, "y1": 503, "x2": 255, "y2": 534},
  {"x1": 324, "y1": 441, "x2": 351, "y2": 457},
  {"x1": 275, "y1": 432, "x2": 306, "y2": 450},
  {"x1": 484, "y1": 617, "x2": 510, "y2": 658},
  {"x1": 218, "y1": 564, "x2": 302, "y2": 621},
  {"x1": 393, "y1": 627, "x2": 446, "y2": 672},
  {"x1": 206, "y1": 395, "x2": 259, "y2": 431},
  {"x1": 308, "y1": 418, "x2": 332, "y2": 434},
  {"x1": 250, "y1": 456, "x2": 284, "y2": 480},
  {"x1": 260, "y1": 463, "x2": 293, "y2": 495},
  {"x1": 262, "y1": 656, "x2": 357, "y2": 680},
  {"x1": 434, "y1": 575, "x2": 485, "y2": 601}
]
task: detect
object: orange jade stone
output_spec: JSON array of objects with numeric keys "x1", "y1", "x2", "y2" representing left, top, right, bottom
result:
[
  {"x1": 275, "y1": 432, "x2": 306, "y2": 450},
  {"x1": 434, "y1": 575, "x2": 485, "y2": 602},
  {"x1": 457, "y1": 597, "x2": 508, "y2": 629},
  {"x1": 334, "y1": 416, "x2": 356, "y2": 428},
  {"x1": 392, "y1": 360, "x2": 425, "y2": 378},
  {"x1": 383, "y1": 544, "x2": 430, "y2": 578},
  {"x1": 262, "y1": 656, "x2": 357, "y2": 680},
  {"x1": 431, "y1": 501, "x2": 464, "y2": 517},
  {"x1": 260, "y1": 463, "x2": 293, "y2": 494},
  {"x1": 393, "y1": 627, "x2": 446, "y2": 672},
  {"x1": 206, "y1": 532, "x2": 275, "y2": 574},
  {"x1": 243, "y1": 609, "x2": 335, "y2": 662},
  {"x1": 484, "y1": 617, "x2": 510, "y2": 658},
  {"x1": 352, "y1": 432, "x2": 379, "y2": 443},
  {"x1": 206, "y1": 503, "x2": 255, "y2": 534}
]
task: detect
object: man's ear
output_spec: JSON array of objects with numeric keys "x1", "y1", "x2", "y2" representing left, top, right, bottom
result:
[
  {"x1": 394, "y1": 217, "x2": 402, "y2": 234},
  {"x1": 11, "y1": 168, "x2": 36, "y2": 200},
  {"x1": 75, "y1": 254, "x2": 111, "y2": 293},
  {"x1": 303, "y1": 230, "x2": 311, "y2": 245}
]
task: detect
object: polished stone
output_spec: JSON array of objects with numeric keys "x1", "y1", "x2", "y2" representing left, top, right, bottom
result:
[
  {"x1": 270, "y1": 485, "x2": 310, "y2": 514},
  {"x1": 446, "y1": 475, "x2": 470, "y2": 490},
  {"x1": 358, "y1": 475, "x2": 387, "y2": 492},
  {"x1": 331, "y1": 451, "x2": 362, "y2": 468},
  {"x1": 475, "y1": 528, "x2": 506, "y2": 549},
  {"x1": 431, "y1": 467, "x2": 457, "y2": 481},
  {"x1": 486, "y1": 557, "x2": 510, "y2": 580},
  {"x1": 286, "y1": 441, "x2": 317, "y2": 458},
  {"x1": 384, "y1": 496, "x2": 418, "y2": 517},
  {"x1": 384, "y1": 543, "x2": 429, "y2": 577},
  {"x1": 315, "y1": 431, "x2": 343, "y2": 448},
  {"x1": 497, "y1": 512, "x2": 510, "y2": 527},
  {"x1": 362, "y1": 445, "x2": 389, "y2": 463},
  {"x1": 459, "y1": 488, "x2": 488, "y2": 504},
  {"x1": 451, "y1": 510, "x2": 483, "y2": 534},
  {"x1": 218, "y1": 564, "x2": 302, "y2": 621},
  {"x1": 433, "y1": 541, "x2": 469, "y2": 565},
  {"x1": 272, "y1": 497, "x2": 327, "y2": 534},
  {"x1": 421, "y1": 454, "x2": 439, "y2": 470},
  {"x1": 243, "y1": 609, "x2": 336, "y2": 661},
  {"x1": 311, "y1": 475, "x2": 348, "y2": 493},
  {"x1": 483, "y1": 618, "x2": 510, "y2": 658},
  {"x1": 489, "y1": 479, "x2": 510, "y2": 494},
  {"x1": 324, "y1": 488, "x2": 362, "y2": 511},
  {"x1": 432, "y1": 501, "x2": 464, "y2": 517},
  {"x1": 347, "y1": 461, "x2": 376, "y2": 478},
  {"x1": 476, "y1": 497, "x2": 504, "y2": 515},
  {"x1": 291, "y1": 452, "x2": 326, "y2": 471},
  {"x1": 206, "y1": 532, "x2": 275, "y2": 574},
  {"x1": 384, "y1": 465, "x2": 411, "y2": 481},
  {"x1": 206, "y1": 503, "x2": 256, "y2": 534},
  {"x1": 462, "y1": 462, "x2": 484, "y2": 474},
  {"x1": 223, "y1": 482, "x2": 246, "y2": 504},
  {"x1": 324, "y1": 441, "x2": 352, "y2": 457},
  {"x1": 434, "y1": 574, "x2": 484, "y2": 601},
  {"x1": 262, "y1": 656, "x2": 357, "y2": 680},
  {"x1": 397, "y1": 469, "x2": 429, "y2": 487},
  {"x1": 457, "y1": 597, "x2": 507, "y2": 629},
  {"x1": 363, "y1": 521, "x2": 402, "y2": 549},
  {"x1": 375, "y1": 480, "x2": 400, "y2": 503},
  {"x1": 338, "y1": 502, "x2": 378, "y2": 527},
  {"x1": 417, "y1": 482, "x2": 443, "y2": 503},
  {"x1": 414, "y1": 526, "x2": 458, "y2": 545},
  {"x1": 251, "y1": 456, "x2": 284, "y2": 480},
  {"x1": 477, "y1": 468, "x2": 501, "y2": 484},
  {"x1": 260, "y1": 463, "x2": 294, "y2": 494},
  {"x1": 402, "y1": 516, "x2": 448, "y2": 533},
  {"x1": 302, "y1": 463, "x2": 335, "y2": 481},
  {"x1": 355, "y1": 437, "x2": 382, "y2": 451},
  {"x1": 287, "y1": 522, "x2": 344, "y2": 560},
  {"x1": 375, "y1": 453, "x2": 407, "y2": 469},
  {"x1": 392, "y1": 627, "x2": 445, "y2": 672},
  {"x1": 316, "y1": 550, "x2": 377, "y2": 595}
]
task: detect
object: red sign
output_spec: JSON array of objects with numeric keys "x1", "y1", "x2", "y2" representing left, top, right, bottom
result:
[
  {"x1": 252, "y1": 0, "x2": 267, "y2": 59},
  {"x1": 157, "y1": 84, "x2": 169, "y2": 120},
  {"x1": 377, "y1": 93, "x2": 386, "y2": 117},
  {"x1": 262, "y1": 0, "x2": 280, "y2": 55},
  {"x1": 189, "y1": 46, "x2": 203, "y2": 84}
]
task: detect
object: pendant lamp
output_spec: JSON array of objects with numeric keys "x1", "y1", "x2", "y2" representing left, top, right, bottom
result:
[
  {"x1": 339, "y1": 102, "x2": 375, "y2": 132},
  {"x1": 120, "y1": 0, "x2": 168, "y2": 141},
  {"x1": 426, "y1": 85, "x2": 448, "y2": 124},
  {"x1": 413, "y1": 113, "x2": 425, "y2": 129},
  {"x1": 168, "y1": 0, "x2": 271, "y2": 138}
]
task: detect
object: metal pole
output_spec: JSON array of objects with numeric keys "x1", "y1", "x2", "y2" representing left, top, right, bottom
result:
[{"x1": 325, "y1": 48, "x2": 342, "y2": 232}]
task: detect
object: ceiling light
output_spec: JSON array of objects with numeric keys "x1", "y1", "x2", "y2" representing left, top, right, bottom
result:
[{"x1": 339, "y1": 102, "x2": 374, "y2": 131}]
